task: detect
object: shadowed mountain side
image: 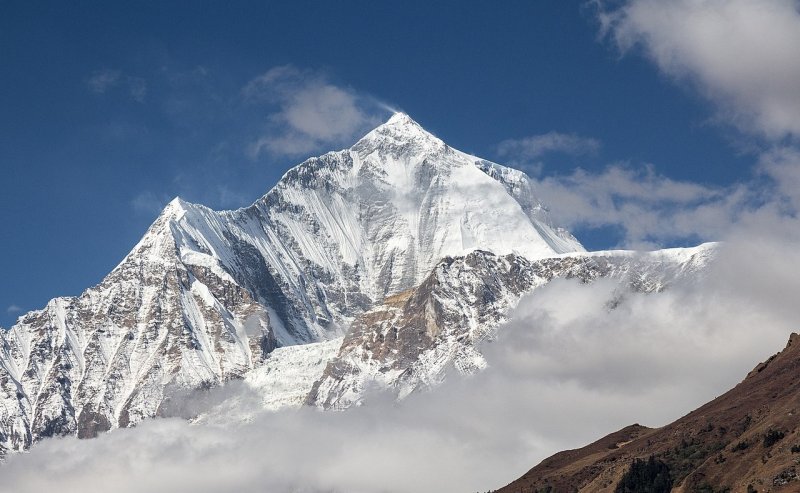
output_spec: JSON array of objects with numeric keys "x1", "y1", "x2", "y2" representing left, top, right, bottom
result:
[{"x1": 497, "y1": 332, "x2": 800, "y2": 493}]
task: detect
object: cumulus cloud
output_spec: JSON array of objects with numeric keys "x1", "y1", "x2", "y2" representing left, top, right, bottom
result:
[
  {"x1": 524, "y1": 139, "x2": 800, "y2": 249},
  {"x1": 498, "y1": 131, "x2": 602, "y2": 160},
  {"x1": 528, "y1": 163, "x2": 748, "y2": 248},
  {"x1": 243, "y1": 65, "x2": 387, "y2": 157},
  {"x1": 595, "y1": 0, "x2": 800, "y2": 139}
]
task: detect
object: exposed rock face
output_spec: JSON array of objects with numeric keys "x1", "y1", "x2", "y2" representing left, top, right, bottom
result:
[
  {"x1": 0, "y1": 206, "x2": 277, "y2": 452},
  {"x1": 496, "y1": 332, "x2": 800, "y2": 493},
  {"x1": 0, "y1": 113, "x2": 585, "y2": 454},
  {"x1": 307, "y1": 245, "x2": 715, "y2": 409}
]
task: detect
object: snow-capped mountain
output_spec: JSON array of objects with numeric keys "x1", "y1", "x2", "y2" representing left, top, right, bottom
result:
[{"x1": 0, "y1": 113, "x2": 713, "y2": 456}]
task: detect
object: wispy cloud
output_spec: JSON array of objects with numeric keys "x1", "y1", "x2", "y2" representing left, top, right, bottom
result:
[
  {"x1": 131, "y1": 185, "x2": 251, "y2": 216},
  {"x1": 243, "y1": 65, "x2": 387, "y2": 157},
  {"x1": 498, "y1": 131, "x2": 602, "y2": 159},
  {"x1": 131, "y1": 191, "x2": 170, "y2": 216},
  {"x1": 127, "y1": 77, "x2": 147, "y2": 102},
  {"x1": 86, "y1": 69, "x2": 147, "y2": 102},
  {"x1": 6, "y1": 304, "x2": 22, "y2": 314},
  {"x1": 594, "y1": 0, "x2": 800, "y2": 140},
  {"x1": 86, "y1": 69, "x2": 122, "y2": 94}
]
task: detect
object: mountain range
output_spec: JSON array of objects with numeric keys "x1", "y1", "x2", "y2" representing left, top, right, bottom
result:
[{"x1": 0, "y1": 113, "x2": 715, "y2": 457}]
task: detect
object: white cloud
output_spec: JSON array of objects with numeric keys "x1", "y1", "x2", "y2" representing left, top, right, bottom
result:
[
  {"x1": 243, "y1": 65, "x2": 386, "y2": 157},
  {"x1": 6, "y1": 304, "x2": 22, "y2": 314},
  {"x1": 525, "y1": 139, "x2": 800, "y2": 249},
  {"x1": 596, "y1": 0, "x2": 800, "y2": 139},
  {"x1": 529, "y1": 163, "x2": 745, "y2": 248},
  {"x1": 757, "y1": 146, "x2": 800, "y2": 213},
  {"x1": 498, "y1": 131, "x2": 602, "y2": 159}
]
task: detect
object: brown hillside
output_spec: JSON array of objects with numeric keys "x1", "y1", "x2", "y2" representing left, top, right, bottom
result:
[{"x1": 497, "y1": 333, "x2": 800, "y2": 493}]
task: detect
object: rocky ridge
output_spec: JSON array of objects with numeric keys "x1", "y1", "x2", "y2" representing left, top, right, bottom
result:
[{"x1": 307, "y1": 245, "x2": 715, "y2": 409}]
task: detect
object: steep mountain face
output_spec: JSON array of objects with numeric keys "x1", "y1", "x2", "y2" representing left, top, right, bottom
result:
[
  {"x1": 497, "y1": 332, "x2": 800, "y2": 493},
  {"x1": 307, "y1": 245, "x2": 715, "y2": 409},
  {"x1": 0, "y1": 113, "x2": 585, "y2": 454},
  {"x1": 0, "y1": 203, "x2": 278, "y2": 454}
]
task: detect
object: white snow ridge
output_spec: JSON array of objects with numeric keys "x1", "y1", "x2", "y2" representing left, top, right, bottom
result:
[{"x1": 0, "y1": 113, "x2": 715, "y2": 456}]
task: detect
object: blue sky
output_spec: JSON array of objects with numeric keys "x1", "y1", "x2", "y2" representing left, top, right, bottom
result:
[{"x1": 3, "y1": 0, "x2": 798, "y2": 327}]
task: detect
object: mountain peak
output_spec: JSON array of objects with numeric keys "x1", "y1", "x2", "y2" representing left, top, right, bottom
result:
[
  {"x1": 353, "y1": 112, "x2": 445, "y2": 156},
  {"x1": 166, "y1": 196, "x2": 186, "y2": 210},
  {"x1": 385, "y1": 111, "x2": 413, "y2": 124},
  {"x1": 158, "y1": 196, "x2": 193, "y2": 221}
]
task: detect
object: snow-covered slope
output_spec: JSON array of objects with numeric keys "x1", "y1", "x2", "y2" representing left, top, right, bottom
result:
[
  {"x1": 185, "y1": 338, "x2": 344, "y2": 426},
  {"x1": 0, "y1": 113, "x2": 586, "y2": 454}
]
